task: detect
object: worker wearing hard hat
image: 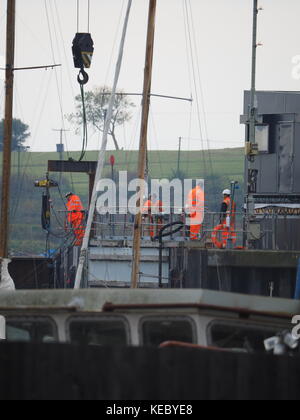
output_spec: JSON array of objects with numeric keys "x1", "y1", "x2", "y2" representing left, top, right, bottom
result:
[
  {"x1": 220, "y1": 189, "x2": 236, "y2": 227},
  {"x1": 212, "y1": 189, "x2": 237, "y2": 249},
  {"x1": 151, "y1": 193, "x2": 164, "y2": 237},
  {"x1": 142, "y1": 194, "x2": 154, "y2": 238},
  {"x1": 65, "y1": 192, "x2": 85, "y2": 246},
  {"x1": 142, "y1": 194, "x2": 164, "y2": 238},
  {"x1": 185, "y1": 183, "x2": 205, "y2": 240}
]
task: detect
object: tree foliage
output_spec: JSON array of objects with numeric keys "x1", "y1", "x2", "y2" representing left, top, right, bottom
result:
[
  {"x1": 68, "y1": 86, "x2": 135, "y2": 151},
  {"x1": 0, "y1": 118, "x2": 30, "y2": 151}
]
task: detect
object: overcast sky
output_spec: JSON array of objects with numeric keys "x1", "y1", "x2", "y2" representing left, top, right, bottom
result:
[{"x1": 0, "y1": 0, "x2": 300, "y2": 153}]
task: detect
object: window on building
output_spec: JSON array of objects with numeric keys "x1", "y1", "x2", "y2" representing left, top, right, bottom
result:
[
  {"x1": 68, "y1": 317, "x2": 129, "y2": 347},
  {"x1": 256, "y1": 124, "x2": 270, "y2": 153},
  {"x1": 140, "y1": 317, "x2": 196, "y2": 347}
]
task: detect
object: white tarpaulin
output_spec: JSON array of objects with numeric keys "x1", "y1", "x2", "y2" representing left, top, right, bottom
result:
[{"x1": 0, "y1": 259, "x2": 15, "y2": 291}]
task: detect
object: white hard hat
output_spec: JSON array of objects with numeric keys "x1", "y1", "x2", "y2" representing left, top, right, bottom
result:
[{"x1": 223, "y1": 189, "x2": 231, "y2": 195}]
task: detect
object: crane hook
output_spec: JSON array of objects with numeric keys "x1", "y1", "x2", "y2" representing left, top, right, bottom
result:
[{"x1": 77, "y1": 68, "x2": 89, "y2": 85}]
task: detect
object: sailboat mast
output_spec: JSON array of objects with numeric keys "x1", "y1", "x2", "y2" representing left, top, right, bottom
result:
[
  {"x1": 131, "y1": 0, "x2": 157, "y2": 289},
  {"x1": 0, "y1": 0, "x2": 16, "y2": 258}
]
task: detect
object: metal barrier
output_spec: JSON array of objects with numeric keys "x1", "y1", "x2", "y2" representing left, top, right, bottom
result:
[
  {"x1": 92, "y1": 207, "x2": 247, "y2": 246},
  {"x1": 56, "y1": 208, "x2": 283, "y2": 250}
]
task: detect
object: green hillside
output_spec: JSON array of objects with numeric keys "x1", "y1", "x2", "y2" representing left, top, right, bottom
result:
[
  {"x1": 3, "y1": 148, "x2": 245, "y2": 255},
  {"x1": 6, "y1": 148, "x2": 244, "y2": 196}
]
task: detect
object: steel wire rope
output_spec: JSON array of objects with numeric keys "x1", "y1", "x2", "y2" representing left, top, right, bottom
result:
[
  {"x1": 149, "y1": 108, "x2": 164, "y2": 178},
  {"x1": 123, "y1": 115, "x2": 128, "y2": 151},
  {"x1": 185, "y1": 103, "x2": 193, "y2": 177},
  {"x1": 187, "y1": 0, "x2": 217, "y2": 197},
  {"x1": 49, "y1": 0, "x2": 64, "y2": 112},
  {"x1": 11, "y1": 83, "x2": 27, "y2": 219},
  {"x1": 44, "y1": 0, "x2": 75, "y2": 190},
  {"x1": 182, "y1": 1, "x2": 221, "y2": 288},
  {"x1": 53, "y1": 0, "x2": 76, "y2": 100},
  {"x1": 7, "y1": 17, "x2": 52, "y2": 221},
  {"x1": 10, "y1": 72, "x2": 54, "y2": 220},
  {"x1": 187, "y1": 1, "x2": 211, "y2": 151},
  {"x1": 104, "y1": 0, "x2": 126, "y2": 87},
  {"x1": 181, "y1": 0, "x2": 194, "y2": 177},
  {"x1": 122, "y1": 105, "x2": 142, "y2": 172},
  {"x1": 87, "y1": 270, "x2": 110, "y2": 288},
  {"x1": 182, "y1": 0, "x2": 207, "y2": 178},
  {"x1": 15, "y1": 13, "x2": 51, "y2": 63},
  {"x1": 87, "y1": 0, "x2": 91, "y2": 33}
]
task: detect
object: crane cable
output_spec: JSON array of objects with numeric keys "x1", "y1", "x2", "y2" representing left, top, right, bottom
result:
[
  {"x1": 74, "y1": 0, "x2": 93, "y2": 161},
  {"x1": 77, "y1": 0, "x2": 91, "y2": 33}
]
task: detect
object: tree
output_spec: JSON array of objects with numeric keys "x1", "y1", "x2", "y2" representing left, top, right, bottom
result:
[
  {"x1": 0, "y1": 118, "x2": 30, "y2": 151},
  {"x1": 68, "y1": 86, "x2": 135, "y2": 151}
]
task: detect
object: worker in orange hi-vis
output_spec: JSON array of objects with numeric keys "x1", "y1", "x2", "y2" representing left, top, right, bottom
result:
[
  {"x1": 151, "y1": 193, "x2": 164, "y2": 238},
  {"x1": 65, "y1": 192, "x2": 85, "y2": 246},
  {"x1": 220, "y1": 188, "x2": 237, "y2": 245},
  {"x1": 142, "y1": 194, "x2": 154, "y2": 238},
  {"x1": 185, "y1": 183, "x2": 205, "y2": 241},
  {"x1": 142, "y1": 194, "x2": 164, "y2": 239}
]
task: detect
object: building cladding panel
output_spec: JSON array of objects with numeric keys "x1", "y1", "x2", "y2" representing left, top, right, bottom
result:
[
  {"x1": 243, "y1": 91, "x2": 300, "y2": 196},
  {"x1": 243, "y1": 91, "x2": 300, "y2": 251}
]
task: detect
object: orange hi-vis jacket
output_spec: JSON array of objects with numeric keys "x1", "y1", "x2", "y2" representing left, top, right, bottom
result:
[
  {"x1": 186, "y1": 186, "x2": 205, "y2": 225},
  {"x1": 66, "y1": 194, "x2": 85, "y2": 246},
  {"x1": 142, "y1": 199, "x2": 164, "y2": 238},
  {"x1": 222, "y1": 196, "x2": 236, "y2": 228},
  {"x1": 151, "y1": 199, "x2": 163, "y2": 215},
  {"x1": 67, "y1": 194, "x2": 84, "y2": 224},
  {"x1": 142, "y1": 200, "x2": 153, "y2": 215}
]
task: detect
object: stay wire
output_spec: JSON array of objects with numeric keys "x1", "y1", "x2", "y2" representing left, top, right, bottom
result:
[
  {"x1": 187, "y1": 0, "x2": 216, "y2": 184},
  {"x1": 183, "y1": 0, "x2": 207, "y2": 177}
]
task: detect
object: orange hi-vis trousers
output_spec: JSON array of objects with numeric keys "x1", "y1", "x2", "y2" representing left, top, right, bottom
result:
[
  {"x1": 71, "y1": 216, "x2": 85, "y2": 246},
  {"x1": 190, "y1": 223, "x2": 202, "y2": 240}
]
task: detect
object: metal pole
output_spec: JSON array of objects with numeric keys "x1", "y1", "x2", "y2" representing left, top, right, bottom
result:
[
  {"x1": 245, "y1": 0, "x2": 259, "y2": 248},
  {"x1": 131, "y1": 0, "x2": 157, "y2": 289},
  {"x1": 0, "y1": 0, "x2": 16, "y2": 258}
]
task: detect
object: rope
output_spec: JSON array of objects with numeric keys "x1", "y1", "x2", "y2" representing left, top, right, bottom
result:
[
  {"x1": 74, "y1": 0, "x2": 133, "y2": 289},
  {"x1": 78, "y1": 84, "x2": 88, "y2": 161}
]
